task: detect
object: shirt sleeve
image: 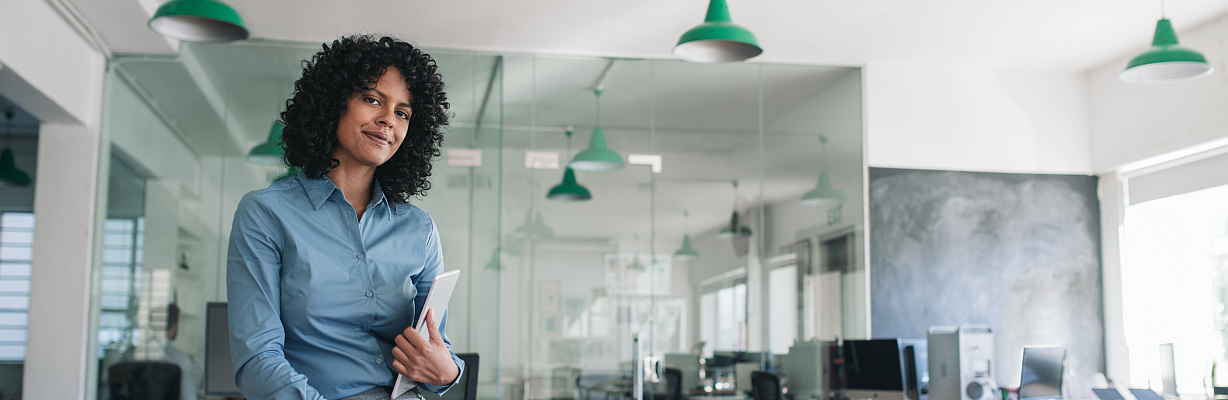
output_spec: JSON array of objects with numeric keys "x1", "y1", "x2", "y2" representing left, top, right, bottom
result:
[
  {"x1": 415, "y1": 219, "x2": 466, "y2": 395},
  {"x1": 227, "y1": 192, "x2": 326, "y2": 400}
]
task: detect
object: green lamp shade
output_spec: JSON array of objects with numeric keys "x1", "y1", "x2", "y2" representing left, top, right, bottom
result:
[
  {"x1": 674, "y1": 235, "x2": 700, "y2": 259},
  {"x1": 547, "y1": 168, "x2": 592, "y2": 201},
  {"x1": 717, "y1": 210, "x2": 752, "y2": 239},
  {"x1": 148, "y1": 0, "x2": 250, "y2": 42},
  {"x1": 513, "y1": 211, "x2": 555, "y2": 239},
  {"x1": 800, "y1": 171, "x2": 847, "y2": 207},
  {"x1": 483, "y1": 248, "x2": 502, "y2": 271},
  {"x1": 570, "y1": 128, "x2": 625, "y2": 171},
  {"x1": 674, "y1": 0, "x2": 762, "y2": 63},
  {"x1": 248, "y1": 121, "x2": 285, "y2": 166},
  {"x1": 630, "y1": 256, "x2": 647, "y2": 272},
  {"x1": 1121, "y1": 19, "x2": 1213, "y2": 84},
  {"x1": 0, "y1": 148, "x2": 31, "y2": 187}
]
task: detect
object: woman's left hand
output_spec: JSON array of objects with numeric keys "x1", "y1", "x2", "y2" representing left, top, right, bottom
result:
[{"x1": 391, "y1": 308, "x2": 461, "y2": 386}]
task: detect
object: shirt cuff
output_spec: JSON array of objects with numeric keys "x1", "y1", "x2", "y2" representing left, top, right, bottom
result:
[{"x1": 419, "y1": 353, "x2": 465, "y2": 395}]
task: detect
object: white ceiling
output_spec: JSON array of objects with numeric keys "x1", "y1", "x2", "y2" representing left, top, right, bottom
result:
[{"x1": 71, "y1": 0, "x2": 1228, "y2": 71}]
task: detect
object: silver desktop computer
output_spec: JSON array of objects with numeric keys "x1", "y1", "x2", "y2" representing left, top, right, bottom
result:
[{"x1": 927, "y1": 325, "x2": 996, "y2": 400}]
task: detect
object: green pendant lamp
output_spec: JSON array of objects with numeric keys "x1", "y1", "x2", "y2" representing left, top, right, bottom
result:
[
  {"x1": 483, "y1": 247, "x2": 503, "y2": 271},
  {"x1": 0, "y1": 110, "x2": 30, "y2": 188},
  {"x1": 674, "y1": 0, "x2": 763, "y2": 63},
  {"x1": 718, "y1": 181, "x2": 752, "y2": 239},
  {"x1": 548, "y1": 130, "x2": 593, "y2": 201},
  {"x1": 248, "y1": 121, "x2": 285, "y2": 166},
  {"x1": 512, "y1": 209, "x2": 555, "y2": 239},
  {"x1": 630, "y1": 254, "x2": 647, "y2": 272},
  {"x1": 674, "y1": 211, "x2": 701, "y2": 260},
  {"x1": 1121, "y1": 17, "x2": 1213, "y2": 83},
  {"x1": 801, "y1": 136, "x2": 847, "y2": 207},
  {"x1": 148, "y1": 0, "x2": 250, "y2": 42},
  {"x1": 570, "y1": 89, "x2": 625, "y2": 172}
]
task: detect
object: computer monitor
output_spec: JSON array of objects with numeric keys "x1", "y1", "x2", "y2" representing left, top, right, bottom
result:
[
  {"x1": 843, "y1": 339, "x2": 907, "y2": 400},
  {"x1": 1160, "y1": 343, "x2": 1177, "y2": 397},
  {"x1": 901, "y1": 339, "x2": 929, "y2": 400},
  {"x1": 1019, "y1": 347, "x2": 1065, "y2": 400},
  {"x1": 204, "y1": 302, "x2": 241, "y2": 396}
]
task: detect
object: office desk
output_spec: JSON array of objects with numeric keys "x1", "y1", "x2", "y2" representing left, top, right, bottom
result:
[
  {"x1": 684, "y1": 390, "x2": 747, "y2": 400},
  {"x1": 579, "y1": 379, "x2": 673, "y2": 400}
]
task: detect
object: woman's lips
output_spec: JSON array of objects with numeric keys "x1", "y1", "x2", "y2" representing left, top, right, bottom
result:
[{"x1": 364, "y1": 131, "x2": 390, "y2": 146}]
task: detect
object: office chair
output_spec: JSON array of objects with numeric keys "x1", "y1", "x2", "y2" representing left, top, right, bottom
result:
[
  {"x1": 549, "y1": 366, "x2": 583, "y2": 400},
  {"x1": 751, "y1": 371, "x2": 785, "y2": 400},
  {"x1": 663, "y1": 368, "x2": 683, "y2": 400},
  {"x1": 108, "y1": 361, "x2": 182, "y2": 400},
  {"x1": 428, "y1": 353, "x2": 480, "y2": 400}
]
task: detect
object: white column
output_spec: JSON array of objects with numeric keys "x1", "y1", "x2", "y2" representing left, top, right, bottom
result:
[
  {"x1": 1100, "y1": 172, "x2": 1131, "y2": 385},
  {"x1": 23, "y1": 122, "x2": 103, "y2": 400}
]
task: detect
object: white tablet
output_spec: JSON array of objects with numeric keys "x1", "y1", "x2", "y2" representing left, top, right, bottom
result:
[{"x1": 391, "y1": 269, "x2": 461, "y2": 399}]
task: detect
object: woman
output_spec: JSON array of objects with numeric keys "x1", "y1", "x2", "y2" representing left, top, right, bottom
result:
[{"x1": 227, "y1": 35, "x2": 462, "y2": 400}]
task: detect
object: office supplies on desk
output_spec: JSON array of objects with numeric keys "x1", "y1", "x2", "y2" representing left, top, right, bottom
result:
[{"x1": 1019, "y1": 347, "x2": 1065, "y2": 400}]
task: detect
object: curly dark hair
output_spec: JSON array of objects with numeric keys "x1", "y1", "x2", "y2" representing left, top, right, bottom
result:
[{"x1": 280, "y1": 35, "x2": 449, "y2": 203}]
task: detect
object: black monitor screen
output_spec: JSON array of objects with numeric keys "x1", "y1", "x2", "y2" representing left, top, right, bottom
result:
[
  {"x1": 1019, "y1": 347, "x2": 1065, "y2": 400},
  {"x1": 843, "y1": 339, "x2": 904, "y2": 391},
  {"x1": 205, "y1": 302, "x2": 241, "y2": 396}
]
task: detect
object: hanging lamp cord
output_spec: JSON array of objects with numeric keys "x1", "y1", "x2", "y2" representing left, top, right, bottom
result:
[
  {"x1": 820, "y1": 135, "x2": 829, "y2": 173},
  {"x1": 3, "y1": 109, "x2": 13, "y2": 147},
  {"x1": 594, "y1": 89, "x2": 603, "y2": 128}
]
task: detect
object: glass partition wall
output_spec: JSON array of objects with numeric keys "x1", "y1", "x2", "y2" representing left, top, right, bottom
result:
[{"x1": 85, "y1": 40, "x2": 863, "y2": 400}]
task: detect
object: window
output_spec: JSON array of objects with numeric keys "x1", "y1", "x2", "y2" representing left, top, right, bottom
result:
[
  {"x1": 97, "y1": 218, "x2": 146, "y2": 356},
  {"x1": 0, "y1": 212, "x2": 34, "y2": 362},
  {"x1": 768, "y1": 266, "x2": 797, "y2": 355},
  {"x1": 699, "y1": 281, "x2": 747, "y2": 357}
]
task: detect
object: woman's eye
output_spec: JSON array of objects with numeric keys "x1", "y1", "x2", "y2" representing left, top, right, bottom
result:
[
  {"x1": 365, "y1": 97, "x2": 379, "y2": 105},
  {"x1": 396, "y1": 111, "x2": 409, "y2": 119}
]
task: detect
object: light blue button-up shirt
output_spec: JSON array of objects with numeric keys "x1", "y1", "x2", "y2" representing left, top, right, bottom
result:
[{"x1": 227, "y1": 173, "x2": 464, "y2": 400}]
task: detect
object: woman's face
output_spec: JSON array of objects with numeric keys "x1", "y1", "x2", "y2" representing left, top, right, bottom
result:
[{"x1": 332, "y1": 68, "x2": 412, "y2": 170}]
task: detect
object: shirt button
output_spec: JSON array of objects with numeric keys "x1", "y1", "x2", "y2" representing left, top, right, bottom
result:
[
  {"x1": 376, "y1": 358, "x2": 383, "y2": 365},
  {"x1": 366, "y1": 291, "x2": 374, "y2": 297},
  {"x1": 362, "y1": 325, "x2": 370, "y2": 331},
  {"x1": 356, "y1": 253, "x2": 364, "y2": 259}
]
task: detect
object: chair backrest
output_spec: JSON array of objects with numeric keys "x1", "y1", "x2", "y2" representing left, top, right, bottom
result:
[
  {"x1": 664, "y1": 368, "x2": 683, "y2": 400},
  {"x1": 750, "y1": 371, "x2": 784, "y2": 400},
  {"x1": 427, "y1": 353, "x2": 479, "y2": 400},
  {"x1": 109, "y1": 362, "x2": 182, "y2": 400}
]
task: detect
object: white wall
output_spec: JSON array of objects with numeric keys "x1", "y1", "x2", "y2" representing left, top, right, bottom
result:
[
  {"x1": 2, "y1": 3, "x2": 107, "y2": 400},
  {"x1": 865, "y1": 64, "x2": 1092, "y2": 174},
  {"x1": 0, "y1": 1, "x2": 105, "y2": 125}
]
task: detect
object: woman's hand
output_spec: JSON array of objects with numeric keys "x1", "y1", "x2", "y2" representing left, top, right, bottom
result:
[{"x1": 391, "y1": 308, "x2": 461, "y2": 386}]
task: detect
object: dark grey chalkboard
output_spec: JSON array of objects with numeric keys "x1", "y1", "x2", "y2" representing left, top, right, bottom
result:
[{"x1": 868, "y1": 168, "x2": 1102, "y2": 387}]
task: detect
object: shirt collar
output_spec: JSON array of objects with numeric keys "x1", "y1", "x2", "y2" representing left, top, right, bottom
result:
[
  {"x1": 299, "y1": 172, "x2": 338, "y2": 211},
  {"x1": 298, "y1": 171, "x2": 401, "y2": 217}
]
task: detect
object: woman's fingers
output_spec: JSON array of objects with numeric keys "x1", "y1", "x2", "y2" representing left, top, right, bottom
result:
[{"x1": 425, "y1": 308, "x2": 445, "y2": 346}]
